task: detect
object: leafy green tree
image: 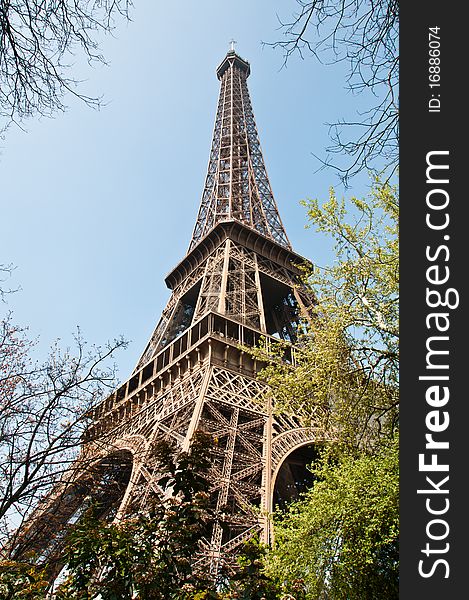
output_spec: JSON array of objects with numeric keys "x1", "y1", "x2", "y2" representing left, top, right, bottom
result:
[
  {"x1": 0, "y1": 560, "x2": 49, "y2": 599},
  {"x1": 225, "y1": 537, "x2": 282, "y2": 600},
  {"x1": 55, "y1": 432, "x2": 216, "y2": 599},
  {"x1": 267, "y1": 440, "x2": 399, "y2": 599},
  {"x1": 249, "y1": 180, "x2": 399, "y2": 598},
  {"x1": 254, "y1": 179, "x2": 399, "y2": 450}
]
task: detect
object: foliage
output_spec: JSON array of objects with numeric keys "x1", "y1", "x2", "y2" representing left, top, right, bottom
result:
[
  {"x1": 0, "y1": 560, "x2": 49, "y2": 599},
  {"x1": 0, "y1": 1, "x2": 132, "y2": 131},
  {"x1": 55, "y1": 432, "x2": 216, "y2": 599},
  {"x1": 0, "y1": 310, "x2": 127, "y2": 551},
  {"x1": 248, "y1": 181, "x2": 399, "y2": 597},
  {"x1": 266, "y1": 439, "x2": 399, "y2": 599},
  {"x1": 269, "y1": 0, "x2": 399, "y2": 183},
  {"x1": 253, "y1": 179, "x2": 399, "y2": 449},
  {"x1": 306, "y1": 178, "x2": 399, "y2": 445},
  {"x1": 224, "y1": 537, "x2": 282, "y2": 600}
]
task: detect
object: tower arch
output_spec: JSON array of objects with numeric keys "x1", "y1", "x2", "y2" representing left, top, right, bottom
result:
[{"x1": 272, "y1": 440, "x2": 321, "y2": 510}]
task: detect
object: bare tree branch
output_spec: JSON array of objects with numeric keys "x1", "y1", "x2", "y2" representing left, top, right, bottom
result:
[
  {"x1": 0, "y1": 311, "x2": 127, "y2": 551},
  {"x1": 0, "y1": 0, "x2": 132, "y2": 132},
  {"x1": 266, "y1": 0, "x2": 399, "y2": 184}
]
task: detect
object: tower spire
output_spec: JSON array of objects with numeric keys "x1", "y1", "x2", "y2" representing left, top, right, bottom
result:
[{"x1": 189, "y1": 50, "x2": 291, "y2": 251}]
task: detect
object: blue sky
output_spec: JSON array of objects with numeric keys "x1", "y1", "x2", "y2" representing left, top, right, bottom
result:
[{"x1": 1, "y1": 1, "x2": 378, "y2": 381}]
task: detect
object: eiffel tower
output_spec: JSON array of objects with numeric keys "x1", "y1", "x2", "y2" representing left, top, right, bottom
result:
[{"x1": 14, "y1": 48, "x2": 325, "y2": 577}]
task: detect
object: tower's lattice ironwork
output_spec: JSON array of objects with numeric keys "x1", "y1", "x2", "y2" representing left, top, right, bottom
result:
[
  {"x1": 13, "y1": 50, "x2": 327, "y2": 579},
  {"x1": 190, "y1": 51, "x2": 290, "y2": 251}
]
